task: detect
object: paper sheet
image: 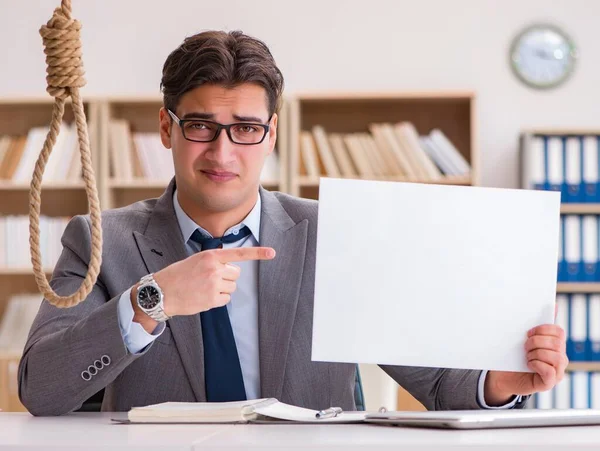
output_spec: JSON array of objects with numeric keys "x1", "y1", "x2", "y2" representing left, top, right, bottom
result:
[{"x1": 311, "y1": 178, "x2": 560, "y2": 372}]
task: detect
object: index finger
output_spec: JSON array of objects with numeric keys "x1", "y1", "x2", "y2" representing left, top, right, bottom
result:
[{"x1": 216, "y1": 247, "x2": 276, "y2": 263}]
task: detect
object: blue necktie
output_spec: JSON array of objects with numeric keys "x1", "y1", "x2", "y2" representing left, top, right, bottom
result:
[{"x1": 190, "y1": 225, "x2": 251, "y2": 402}]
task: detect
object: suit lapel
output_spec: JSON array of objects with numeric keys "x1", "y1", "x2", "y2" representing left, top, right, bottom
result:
[
  {"x1": 258, "y1": 188, "x2": 308, "y2": 399},
  {"x1": 133, "y1": 178, "x2": 207, "y2": 402}
]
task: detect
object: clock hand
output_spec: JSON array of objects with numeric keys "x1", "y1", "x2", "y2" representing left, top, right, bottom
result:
[{"x1": 535, "y1": 49, "x2": 554, "y2": 60}]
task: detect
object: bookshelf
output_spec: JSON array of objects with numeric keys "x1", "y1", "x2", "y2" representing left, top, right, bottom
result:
[
  {"x1": 561, "y1": 204, "x2": 600, "y2": 214},
  {"x1": 0, "y1": 98, "x2": 100, "y2": 411},
  {"x1": 557, "y1": 283, "x2": 600, "y2": 293},
  {"x1": 522, "y1": 129, "x2": 600, "y2": 409},
  {"x1": 1, "y1": 93, "x2": 480, "y2": 412},
  {"x1": 568, "y1": 362, "x2": 600, "y2": 372},
  {"x1": 289, "y1": 91, "x2": 478, "y2": 411},
  {"x1": 288, "y1": 91, "x2": 478, "y2": 199},
  {"x1": 0, "y1": 95, "x2": 290, "y2": 411}
]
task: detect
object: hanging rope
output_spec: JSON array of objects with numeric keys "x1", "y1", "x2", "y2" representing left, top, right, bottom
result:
[{"x1": 30, "y1": 0, "x2": 103, "y2": 308}]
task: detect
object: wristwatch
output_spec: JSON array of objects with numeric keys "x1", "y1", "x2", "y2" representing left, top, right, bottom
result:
[{"x1": 135, "y1": 273, "x2": 170, "y2": 322}]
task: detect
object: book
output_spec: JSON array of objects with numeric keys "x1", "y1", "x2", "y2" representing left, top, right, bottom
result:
[
  {"x1": 124, "y1": 398, "x2": 369, "y2": 424},
  {"x1": 312, "y1": 126, "x2": 340, "y2": 177}
]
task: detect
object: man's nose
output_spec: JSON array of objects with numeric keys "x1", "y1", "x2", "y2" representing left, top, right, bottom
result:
[{"x1": 206, "y1": 129, "x2": 235, "y2": 163}]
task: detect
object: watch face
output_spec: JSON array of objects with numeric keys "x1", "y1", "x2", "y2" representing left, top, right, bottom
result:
[
  {"x1": 138, "y1": 285, "x2": 161, "y2": 310},
  {"x1": 510, "y1": 24, "x2": 577, "y2": 89}
]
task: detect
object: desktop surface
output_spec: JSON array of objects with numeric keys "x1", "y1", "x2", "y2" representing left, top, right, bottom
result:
[{"x1": 1, "y1": 412, "x2": 600, "y2": 451}]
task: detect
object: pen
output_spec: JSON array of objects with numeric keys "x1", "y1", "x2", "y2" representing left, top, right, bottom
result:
[{"x1": 315, "y1": 407, "x2": 343, "y2": 419}]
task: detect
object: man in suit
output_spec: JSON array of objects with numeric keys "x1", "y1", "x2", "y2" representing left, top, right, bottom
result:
[{"x1": 18, "y1": 30, "x2": 568, "y2": 416}]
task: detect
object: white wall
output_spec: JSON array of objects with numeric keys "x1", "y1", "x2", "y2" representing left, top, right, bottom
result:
[{"x1": 2, "y1": 0, "x2": 600, "y2": 188}]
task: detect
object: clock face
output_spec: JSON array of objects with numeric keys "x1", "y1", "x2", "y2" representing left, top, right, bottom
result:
[
  {"x1": 138, "y1": 285, "x2": 161, "y2": 310},
  {"x1": 510, "y1": 24, "x2": 577, "y2": 89}
]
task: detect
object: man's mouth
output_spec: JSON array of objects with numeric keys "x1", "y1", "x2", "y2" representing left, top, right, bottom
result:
[{"x1": 200, "y1": 169, "x2": 238, "y2": 182}]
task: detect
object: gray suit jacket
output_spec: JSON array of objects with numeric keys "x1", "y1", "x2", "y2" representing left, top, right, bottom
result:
[{"x1": 18, "y1": 179, "x2": 519, "y2": 415}]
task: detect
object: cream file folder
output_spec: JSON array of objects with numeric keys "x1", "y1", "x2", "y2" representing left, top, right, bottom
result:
[{"x1": 312, "y1": 178, "x2": 560, "y2": 373}]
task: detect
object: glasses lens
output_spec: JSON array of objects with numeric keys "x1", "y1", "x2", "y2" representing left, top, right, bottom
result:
[
  {"x1": 183, "y1": 121, "x2": 218, "y2": 142},
  {"x1": 230, "y1": 124, "x2": 266, "y2": 144}
]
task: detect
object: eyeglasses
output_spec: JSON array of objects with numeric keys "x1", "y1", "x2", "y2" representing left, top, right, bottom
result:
[{"x1": 167, "y1": 109, "x2": 271, "y2": 145}]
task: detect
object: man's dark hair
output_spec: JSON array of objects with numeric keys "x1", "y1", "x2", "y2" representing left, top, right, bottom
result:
[{"x1": 161, "y1": 30, "x2": 284, "y2": 118}]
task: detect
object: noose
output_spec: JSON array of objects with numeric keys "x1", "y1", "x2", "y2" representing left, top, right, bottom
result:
[{"x1": 29, "y1": 0, "x2": 102, "y2": 308}]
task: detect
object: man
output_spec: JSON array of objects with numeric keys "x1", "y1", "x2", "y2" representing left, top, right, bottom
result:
[{"x1": 18, "y1": 30, "x2": 568, "y2": 416}]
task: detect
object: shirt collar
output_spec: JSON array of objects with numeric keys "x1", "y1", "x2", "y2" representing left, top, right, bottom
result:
[{"x1": 173, "y1": 189, "x2": 261, "y2": 243}]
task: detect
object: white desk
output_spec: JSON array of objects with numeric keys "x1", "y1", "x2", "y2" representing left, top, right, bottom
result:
[{"x1": 1, "y1": 412, "x2": 600, "y2": 450}]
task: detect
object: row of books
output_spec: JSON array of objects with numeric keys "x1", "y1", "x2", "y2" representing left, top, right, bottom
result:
[
  {"x1": 0, "y1": 294, "x2": 41, "y2": 355},
  {"x1": 109, "y1": 120, "x2": 173, "y2": 181},
  {"x1": 0, "y1": 353, "x2": 21, "y2": 412},
  {"x1": 299, "y1": 123, "x2": 470, "y2": 180},
  {"x1": 0, "y1": 123, "x2": 90, "y2": 182},
  {"x1": 531, "y1": 371, "x2": 600, "y2": 409},
  {"x1": 109, "y1": 119, "x2": 280, "y2": 183},
  {"x1": 558, "y1": 215, "x2": 600, "y2": 282},
  {"x1": 521, "y1": 133, "x2": 600, "y2": 202},
  {"x1": 0, "y1": 216, "x2": 67, "y2": 269},
  {"x1": 556, "y1": 294, "x2": 600, "y2": 362}
]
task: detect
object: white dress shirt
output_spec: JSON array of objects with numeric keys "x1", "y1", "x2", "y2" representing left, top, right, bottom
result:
[{"x1": 116, "y1": 189, "x2": 519, "y2": 408}]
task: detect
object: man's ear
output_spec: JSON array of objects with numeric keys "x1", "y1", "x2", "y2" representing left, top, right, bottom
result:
[
  {"x1": 159, "y1": 107, "x2": 172, "y2": 149},
  {"x1": 267, "y1": 112, "x2": 278, "y2": 155}
]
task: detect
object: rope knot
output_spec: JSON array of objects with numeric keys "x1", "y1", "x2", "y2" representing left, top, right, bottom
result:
[{"x1": 39, "y1": 4, "x2": 86, "y2": 100}]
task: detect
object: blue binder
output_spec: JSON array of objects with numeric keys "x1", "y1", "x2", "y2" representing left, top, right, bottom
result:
[
  {"x1": 588, "y1": 372, "x2": 593, "y2": 409},
  {"x1": 590, "y1": 295, "x2": 600, "y2": 361},
  {"x1": 564, "y1": 136, "x2": 582, "y2": 203},
  {"x1": 568, "y1": 294, "x2": 588, "y2": 361},
  {"x1": 583, "y1": 135, "x2": 600, "y2": 202},
  {"x1": 564, "y1": 215, "x2": 582, "y2": 282},
  {"x1": 547, "y1": 136, "x2": 563, "y2": 195},
  {"x1": 543, "y1": 136, "x2": 550, "y2": 191},
  {"x1": 582, "y1": 216, "x2": 598, "y2": 282},
  {"x1": 558, "y1": 216, "x2": 566, "y2": 282},
  {"x1": 527, "y1": 135, "x2": 546, "y2": 190}
]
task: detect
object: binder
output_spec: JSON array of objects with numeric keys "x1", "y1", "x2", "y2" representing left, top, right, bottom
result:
[
  {"x1": 568, "y1": 294, "x2": 588, "y2": 361},
  {"x1": 582, "y1": 216, "x2": 598, "y2": 281},
  {"x1": 589, "y1": 294, "x2": 600, "y2": 361},
  {"x1": 558, "y1": 216, "x2": 566, "y2": 282},
  {"x1": 554, "y1": 373, "x2": 571, "y2": 409},
  {"x1": 592, "y1": 373, "x2": 600, "y2": 409},
  {"x1": 555, "y1": 294, "x2": 569, "y2": 335},
  {"x1": 535, "y1": 388, "x2": 553, "y2": 409},
  {"x1": 547, "y1": 136, "x2": 564, "y2": 196},
  {"x1": 572, "y1": 371, "x2": 589, "y2": 409},
  {"x1": 564, "y1": 215, "x2": 582, "y2": 281},
  {"x1": 522, "y1": 134, "x2": 545, "y2": 190},
  {"x1": 564, "y1": 136, "x2": 582, "y2": 203},
  {"x1": 583, "y1": 135, "x2": 599, "y2": 202}
]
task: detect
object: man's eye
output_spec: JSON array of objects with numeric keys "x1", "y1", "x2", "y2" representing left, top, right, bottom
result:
[
  {"x1": 236, "y1": 125, "x2": 259, "y2": 133},
  {"x1": 188, "y1": 122, "x2": 208, "y2": 130}
]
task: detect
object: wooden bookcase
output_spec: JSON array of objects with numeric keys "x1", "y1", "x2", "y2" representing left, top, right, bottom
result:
[
  {"x1": 100, "y1": 97, "x2": 165, "y2": 209},
  {"x1": 289, "y1": 91, "x2": 478, "y2": 411},
  {"x1": 0, "y1": 98, "x2": 100, "y2": 411},
  {"x1": 288, "y1": 91, "x2": 479, "y2": 199},
  {"x1": 0, "y1": 95, "x2": 289, "y2": 411}
]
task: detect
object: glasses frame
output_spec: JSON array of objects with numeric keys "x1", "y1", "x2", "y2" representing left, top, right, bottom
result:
[{"x1": 167, "y1": 109, "x2": 271, "y2": 145}]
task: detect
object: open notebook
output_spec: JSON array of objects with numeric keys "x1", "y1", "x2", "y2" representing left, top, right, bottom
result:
[
  {"x1": 121, "y1": 398, "x2": 369, "y2": 424},
  {"x1": 117, "y1": 400, "x2": 600, "y2": 429}
]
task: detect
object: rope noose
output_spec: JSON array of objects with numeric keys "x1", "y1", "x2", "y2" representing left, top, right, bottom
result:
[{"x1": 30, "y1": 0, "x2": 103, "y2": 308}]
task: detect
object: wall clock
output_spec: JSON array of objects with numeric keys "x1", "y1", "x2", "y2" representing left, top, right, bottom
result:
[{"x1": 510, "y1": 24, "x2": 578, "y2": 89}]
